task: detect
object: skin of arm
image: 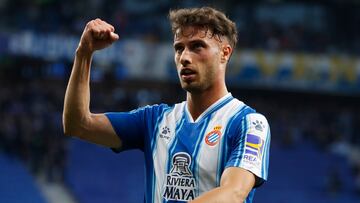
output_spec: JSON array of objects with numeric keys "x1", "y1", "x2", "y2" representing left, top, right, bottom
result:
[
  {"x1": 62, "y1": 18, "x2": 121, "y2": 148},
  {"x1": 190, "y1": 167, "x2": 256, "y2": 203}
]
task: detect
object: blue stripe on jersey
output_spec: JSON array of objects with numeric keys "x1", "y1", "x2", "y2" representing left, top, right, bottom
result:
[
  {"x1": 233, "y1": 108, "x2": 254, "y2": 167},
  {"x1": 261, "y1": 127, "x2": 271, "y2": 180},
  {"x1": 165, "y1": 114, "x2": 185, "y2": 173},
  {"x1": 265, "y1": 129, "x2": 271, "y2": 178},
  {"x1": 216, "y1": 104, "x2": 248, "y2": 185},
  {"x1": 193, "y1": 117, "x2": 211, "y2": 196},
  {"x1": 245, "y1": 188, "x2": 256, "y2": 203},
  {"x1": 191, "y1": 117, "x2": 211, "y2": 163},
  {"x1": 151, "y1": 107, "x2": 173, "y2": 152},
  {"x1": 236, "y1": 114, "x2": 248, "y2": 167}
]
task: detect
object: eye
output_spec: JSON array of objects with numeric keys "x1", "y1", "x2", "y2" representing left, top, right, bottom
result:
[{"x1": 174, "y1": 45, "x2": 184, "y2": 53}]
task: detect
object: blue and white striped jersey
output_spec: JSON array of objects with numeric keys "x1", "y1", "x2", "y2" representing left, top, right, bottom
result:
[{"x1": 105, "y1": 93, "x2": 270, "y2": 203}]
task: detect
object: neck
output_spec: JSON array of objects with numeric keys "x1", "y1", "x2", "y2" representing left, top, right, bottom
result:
[{"x1": 186, "y1": 84, "x2": 228, "y2": 121}]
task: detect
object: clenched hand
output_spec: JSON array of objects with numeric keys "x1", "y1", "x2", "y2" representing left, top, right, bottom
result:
[{"x1": 77, "y1": 18, "x2": 119, "y2": 56}]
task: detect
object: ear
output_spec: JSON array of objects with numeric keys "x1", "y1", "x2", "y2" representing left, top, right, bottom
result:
[{"x1": 221, "y1": 44, "x2": 233, "y2": 63}]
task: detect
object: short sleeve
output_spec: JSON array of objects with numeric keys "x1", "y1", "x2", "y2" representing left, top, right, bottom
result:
[
  {"x1": 105, "y1": 104, "x2": 169, "y2": 152},
  {"x1": 226, "y1": 113, "x2": 271, "y2": 186}
]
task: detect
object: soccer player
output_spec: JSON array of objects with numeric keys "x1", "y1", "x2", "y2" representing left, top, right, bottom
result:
[{"x1": 63, "y1": 7, "x2": 270, "y2": 203}]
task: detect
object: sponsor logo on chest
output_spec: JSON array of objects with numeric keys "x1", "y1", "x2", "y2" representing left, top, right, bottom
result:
[{"x1": 163, "y1": 152, "x2": 196, "y2": 201}]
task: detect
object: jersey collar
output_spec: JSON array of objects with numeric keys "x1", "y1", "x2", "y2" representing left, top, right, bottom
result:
[{"x1": 184, "y1": 93, "x2": 233, "y2": 123}]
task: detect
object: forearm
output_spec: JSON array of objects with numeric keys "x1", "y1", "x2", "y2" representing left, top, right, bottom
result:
[
  {"x1": 191, "y1": 167, "x2": 255, "y2": 203},
  {"x1": 190, "y1": 186, "x2": 246, "y2": 203},
  {"x1": 63, "y1": 49, "x2": 93, "y2": 135}
]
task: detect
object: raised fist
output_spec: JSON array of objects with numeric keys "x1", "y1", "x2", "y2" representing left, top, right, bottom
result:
[{"x1": 77, "y1": 18, "x2": 119, "y2": 55}]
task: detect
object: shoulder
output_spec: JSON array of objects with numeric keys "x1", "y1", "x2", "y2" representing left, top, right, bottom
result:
[
  {"x1": 130, "y1": 103, "x2": 174, "y2": 115},
  {"x1": 226, "y1": 97, "x2": 256, "y2": 122},
  {"x1": 105, "y1": 103, "x2": 176, "y2": 124},
  {"x1": 244, "y1": 113, "x2": 270, "y2": 134},
  {"x1": 226, "y1": 97, "x2": 269, "y2": 132}
]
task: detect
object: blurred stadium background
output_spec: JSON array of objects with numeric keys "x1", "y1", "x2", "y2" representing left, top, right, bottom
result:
[{"x1": 1, "y1": 0, "x2": 360, "y2": 202}]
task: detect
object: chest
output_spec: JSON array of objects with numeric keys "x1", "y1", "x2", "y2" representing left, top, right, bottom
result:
[{"x1": 154, "y1": 113, "x2": 234, "y2": 177}]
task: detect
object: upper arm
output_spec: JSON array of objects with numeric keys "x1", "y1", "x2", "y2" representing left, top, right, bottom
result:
[
  {"x1": 104, "y1": 104, "x2": 170, "y2": 151},
  {"x1": 65, "y1": 113, "x2": 121, "y2": 148},
  {"x1": 64, "y1": 104, "x2": 168, "y2": 151}
]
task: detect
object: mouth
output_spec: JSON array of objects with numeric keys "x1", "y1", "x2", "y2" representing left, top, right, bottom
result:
[{"x1": 180, "y1": 68, "x2": 197, "y2": 81}]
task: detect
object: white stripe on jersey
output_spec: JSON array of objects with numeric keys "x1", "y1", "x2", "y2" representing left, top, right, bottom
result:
[
  {"x1": 196, "y1": 99, "x2": 245, "y2": 195},
  {"x1": 152, "y1": 103, "x2": 184, "y2": 203}
]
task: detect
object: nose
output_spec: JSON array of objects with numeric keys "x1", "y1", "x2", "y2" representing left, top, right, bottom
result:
[{"x1": 179, "y1": 48, "x2": 192, "y2": 67}]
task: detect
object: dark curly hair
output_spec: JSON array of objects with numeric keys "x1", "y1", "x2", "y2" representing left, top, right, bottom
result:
[{"x1": 169, "y1": 7, "x2": 238, "y2": 49}]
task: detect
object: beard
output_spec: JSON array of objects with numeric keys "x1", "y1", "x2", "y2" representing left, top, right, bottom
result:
[
  {"x1": 179, "y1": 79, "x2": 212, "y2": 94},
  {"x1": 177, "y1": 64, "x2": 218, "y2": 94}
]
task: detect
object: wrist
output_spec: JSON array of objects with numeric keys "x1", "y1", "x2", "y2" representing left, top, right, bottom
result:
[{"x1": 76, "y1": 44, "x2": 93, "y2": 58}]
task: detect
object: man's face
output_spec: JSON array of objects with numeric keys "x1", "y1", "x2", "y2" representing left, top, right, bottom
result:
[{"x1": 173, "y1": 26, "x2": 226, "y2": 93}]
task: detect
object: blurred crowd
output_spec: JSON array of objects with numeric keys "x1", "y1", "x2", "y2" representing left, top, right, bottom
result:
[
  {"x1": 0, "y1": 78, "x2": 66, "y2": 182},
  {"x1": 1, "y1": 0, "x2": 360, "y2": 54}
]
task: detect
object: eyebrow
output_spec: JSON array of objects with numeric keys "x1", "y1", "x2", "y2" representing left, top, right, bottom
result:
[{"x1": 173, "y1": 39, "x2": 207, "y2": 48}]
